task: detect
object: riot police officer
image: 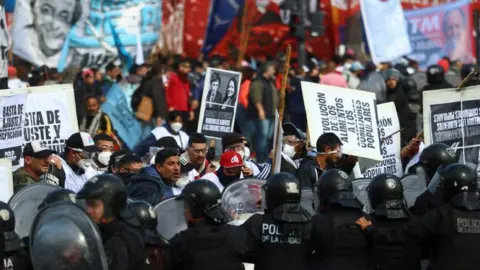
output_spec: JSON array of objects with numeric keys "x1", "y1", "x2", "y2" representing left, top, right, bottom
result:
[
  {"x1": 358, "y1": 174, "x2": 418, "y2": 270},
  {"x1": 0, "y1": 201, "x2": 31, "y2": 270},
  {"x1": 422, "y1": 65, "x2": 453, "y2": 91},
  {"x1": 241, "y1": 173, "x2": 313, "y2": 270},
  {"x1": 38, "y1": 188, "x2": 77, "y2": 210},
  {"x1": 311, "y1": 169, "x2": 370, "y2": 270},
  {"x1": 169, "y1": 180, "x2": 246, "y2": 270},
  {"x1": 405, "y1": 163, "x2": 480, "y2": 269},
  {"x1": 77, "y1": 174, "x2": 146, "y2": 270},
  {"x1": 410, "y1": 143, "x2": 457, "y2": 216},
  {"x1": 460, "y1": 64, "x2": 479, "y2": 86}
]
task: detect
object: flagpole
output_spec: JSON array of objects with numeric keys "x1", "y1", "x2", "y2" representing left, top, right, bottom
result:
[{"x1": 237, "y1": 0, "x2": 252, "y2": 69}]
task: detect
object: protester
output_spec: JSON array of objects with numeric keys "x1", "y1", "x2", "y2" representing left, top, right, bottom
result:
[
  {"x1": 236, "y1": 66, "x2": 255, "y2": 134},
  {"x1": 202, "y1": 151, "x2": 244, "y2": 192},
  {"x1": 91, "y1": 134, "x2": 115, "y2": 172},
  {"x1": 165, "y1": 57, "x2": 193, "y2": 128},
  {"x1": 320, "y1": 55, "x2": 348, "y2": 87},
  {"x1": 178, "y1": 132, "x2": 216, "y2": 183},
  {"x1": 285, "y1": 69, "x2": 307, "y2": 131},
  {"x1": 7, "y1": 66, "x2": 28, "y2": 89},
  {"x1": 108, "y1": 150, "x2": 131, "y2": 174},
  {"x1": 114, "y1": 154, "x2": 143, "y2": 185},
  {"x1": 222, "y1": 132, "x2": 265, "y2": 178},
  {"x1": 423, "y1": 64, "x2": 453, "y2": 91},
  {"x1": 13, "y1": 141, "x2": 64, "y2": 192},
  {"x1": 101, "y1": 61, "x2": 122, "y2": 95},
  {"x1": 280, "y1": 123, "x2": 306, "y2": 174},
  {"x1": 79, "y1": 95, "x2": 114, "y2": 136}
]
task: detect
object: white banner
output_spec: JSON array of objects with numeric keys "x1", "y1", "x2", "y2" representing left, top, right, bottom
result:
[
  {"x1": 0, "y1": 90, "x2": 27, "y2": 166},
  {"x1": 360, "y1": 0, "x2": 411, "y2": 63},
  {"x1": 0, "y1": 159, "x2": 13, "y2": 202},
  {"x1": 272, "y1": 111, "x2": 283, "y2": 174},
  {"x1": 0, "y1": 1, "x2": 9, "y2": 80},
  {"x1": 301, "y1": 82, "x2": 382, "y2": 162},
  {"x1": 359, "y1": 102, "x2": 403, "y2": 178}
]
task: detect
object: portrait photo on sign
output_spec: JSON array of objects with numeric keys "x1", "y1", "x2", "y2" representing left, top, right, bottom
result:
[{"x1": 197, "y1": 68, "x2": 242, "y2": 139}]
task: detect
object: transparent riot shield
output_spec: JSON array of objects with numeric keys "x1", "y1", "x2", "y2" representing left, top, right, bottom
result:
[
  {"x1": 29, "y1": 202, "x2": 108, "y2": 270},
  {"x1": 221, "y1": 178, "x2": 265, "y2": 225},
  {"x1": 401, "y1": 174, "x2": 427, "y2": 209},
  {"x1": 352, "y1": 178, "x2": 373, "y2": 214},
  {"x1": 8, "y1": 183, "x2": 61, "y2": 239},
  {"x1": 153, "y1": 197, "x2": 187, "y2": 240}
]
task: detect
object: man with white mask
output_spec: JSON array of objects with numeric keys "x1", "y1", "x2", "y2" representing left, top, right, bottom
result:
[
  {"x1": 91, "y1": 133, "x2": 115, "y2": 172},
  {"x1": 280, "y1": 123, "x2": 307, "y2": 174},
  {"x1": 62, "y1": 132, "x2": 102, "y2": 192}
]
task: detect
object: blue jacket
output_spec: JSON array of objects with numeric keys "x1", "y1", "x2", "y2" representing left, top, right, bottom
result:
[{"x1": 127, "y1": 165, "x2": 175, "y2": 205}]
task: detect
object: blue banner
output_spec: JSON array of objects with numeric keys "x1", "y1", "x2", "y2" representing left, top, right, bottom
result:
[
  {"x1": 202, "y1": 0, "x2": 244, "y2": 54},
  {"x1": 101, "y1": 84, "x2": 142, "y2": 150},
  {"x1": 404, "y1": 0, "x2": 474, "y2": 69}
]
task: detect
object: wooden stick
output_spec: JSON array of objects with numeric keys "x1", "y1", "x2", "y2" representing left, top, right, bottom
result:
[
  {"x1": 456, "y1": 68, "x2": 478, "y2": 91},
  {"x1": 236, "y1": 1, "x2": 250, "y2": 69}
]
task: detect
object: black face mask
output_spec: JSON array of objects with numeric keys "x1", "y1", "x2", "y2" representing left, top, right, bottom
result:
[
  {"x1": 115, "y1": 172, "x2": 137, "y2": 185},
  {"x1": 217, "y1": 168, "x2": 240, "y2": 187}
]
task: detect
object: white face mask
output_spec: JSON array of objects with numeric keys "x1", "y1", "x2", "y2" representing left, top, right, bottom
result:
[
  {"x1": 76, "y1": 159, "x2": 92, "y2": 170},
  {"x1": 283, "y1": 144, "x2": 296, "y2": 158},
  {"x1": 237, "y1": 150, "x2": 245, "y2": 160},
  {"x1": 170, "y1": 122, "x2": 183, "y2": 133},
  {"x1": 318, "y1": 148, "x2": 343, "y2": 158},
  {"x1": 97, "y1": 151, "x2": 113, "y2": 166},
  {"x1": 244, "y1": 147, "x2": 251, "y2": 160}
]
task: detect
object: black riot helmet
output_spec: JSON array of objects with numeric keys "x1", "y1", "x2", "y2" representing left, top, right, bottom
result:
[
  {"x1": 38, "y1": 189, "x2": 77, "y2": 210},
  {"x1": 0, "y1": 201, "x2": 22, "y2": 252},
  {"x1": 402, "y1": 78, "x2": 418, "y2": 93},
  {"x1": 426, "y1": 64, "x2": 445, "y2": 84},
  {"x1": 461, "y1": 64, "x2": 478, "y2": 80},
  {"x1": 419, "y1": 143, "x2": 457, "y2": 179},
  {"x1": 180, "y1": 180, "x2": 225, "y2": 221},
  {"x1": 317, "y1": 169, "x2": 362, "y2": 209},
  {"x1": 263, "y1": 173, "x2": 301, "y2": 210},
  {"x1": 77, "y1": 174, "x2": 127, "y2": 220},
  {"x1": 441, "y1": 163, "x2": 476, "y2": 202},
  {"x1": 367, "y1": 174, "x2": 407, "y2": 219},
  {"x1": 123, "y1": 200, "x2": 157, "y2": 229}
]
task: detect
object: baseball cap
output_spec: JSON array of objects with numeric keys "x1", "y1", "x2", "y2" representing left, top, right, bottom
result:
[
  {"x1": 220, "y1": 152, "x2": 243, "y2": 169},
  {"x1": 23, "y1": 141, "x2": 56, "y2": 158},
  {"x1": 221, "y1": 132, "x2": 244, "y2": 150},
  {"x1": 66, "y1": 132, "x2": 98, "y2": 153}
]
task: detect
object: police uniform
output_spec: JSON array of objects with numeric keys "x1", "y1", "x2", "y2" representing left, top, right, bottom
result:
[
  {"x1": 241, "y1": 173, "x2": 313, "y2": 270},
  {"x1": 169, "y1": 180, "x2": 246, "y2": 270},
  {"x1": 311, "y1": 169, "x2": 370, "y2": 270},
  {"x1": 405, "y1": 164, "x2": 480, "y2": 270}
]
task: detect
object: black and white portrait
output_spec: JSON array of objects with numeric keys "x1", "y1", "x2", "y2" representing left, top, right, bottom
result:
[{"x1": 206, "y1": 72, "x2": 224, "y2": 109}]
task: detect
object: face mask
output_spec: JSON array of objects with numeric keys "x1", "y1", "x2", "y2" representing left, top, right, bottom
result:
[
  {"x1": 237, "y1": 150, "x2": 245, "y2": 160},
  {"x1": 76, "y1": 158, "x2": 92, "y2": 170},
  {"x1": 170, "y1": 122, "x2": 183, "y2": 133},
  {"x1": 116, "y1": 172, "x2": 136, "y2": 185},
  {"x1": 318, "y1": 149, "x2": 343, "y2": 158},
  {"x1": 283, "y1": 144, "x2": 296, "y2": 158},
  {"x1": 244, "y1": 147, "x2": 251, "y2": 160},
  {"x1": 97, "y1": 151, "x2": 113, "y2": 166}
]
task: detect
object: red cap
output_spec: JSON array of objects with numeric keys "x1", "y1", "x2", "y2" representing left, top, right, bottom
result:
[
  {"x1": 8, "y1": 66, "x2": 16, "y2": 77},
  {"x1": 82, "y1": 69, "x2": 94, "y2": 79},
  {"x1": 220, "y1": 151, "x2": 243, "y2": 168}
]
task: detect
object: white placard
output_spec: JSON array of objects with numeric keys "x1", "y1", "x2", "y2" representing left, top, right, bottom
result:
[
  {"x1": 272, "y1": 111, "x2": 283, "y2": 174},
  {"x1": 301, "y1": 82, "x2": 382, "y2": 162},
  {"x1": 358, "y1": 102, "x2": 403, "y2": 178},
  {"x1": 0, "y1": 159, "x2": 13, "y2": 202}
]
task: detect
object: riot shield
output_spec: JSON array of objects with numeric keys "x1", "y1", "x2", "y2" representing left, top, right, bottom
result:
[
  {"x1": 352, "y1": 178, "x2": 373, "y2": 214},
  {"x1": 8, "y1": 183, "x2": 61, "y2": 239},
  {"x1": 29, "y1": 202, "x2": 108, "y2": 270},
  {"x1": 427, "y1": 167, "x2": 444, "y2": 193},
  {"x1": 401, "y1": 174, "x2": 427, "y2": 209},
  {"x1": 221, "y1": 178, "x2": 265, "y2": 223},
  {"x1": 154, "y1": 197, "x2": 187, "y2": 240},
  {"x1": 357, "y1": 72, "x2": 387, "y2": 103},
  {"x1": 300, "y1": 189, "x2": 318, "y2": 215}
]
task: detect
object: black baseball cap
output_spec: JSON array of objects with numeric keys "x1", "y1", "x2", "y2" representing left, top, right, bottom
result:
[
  {"x1": 221, "y1": 132, "x2": 244, "y2": 150},
  {"x1": 66, "y1": 132, "x2": 98, "y2": 152},
  {"x1": 282, "y1": 122, "x2": 302, "y2": 139},
  {"x1": 23, "y1": 141, "x2": 56, "y2": 158}
]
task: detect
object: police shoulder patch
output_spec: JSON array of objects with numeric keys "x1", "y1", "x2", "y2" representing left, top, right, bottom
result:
[
  {"x1": 0, "y1": 209, "x2": 9, "y2": 221},
  {"x1": 338, "y1": 170, "x2": 348, "y2": 179},
  {"x1": 386, "y1": 179, "x2": 396, "y2": 189},
  {"x1": 286, "y1": 182, "x2": 299, "y2": 194},
  {"x1": 148, "y1": 206, "x2": 156, "y2": 219}
]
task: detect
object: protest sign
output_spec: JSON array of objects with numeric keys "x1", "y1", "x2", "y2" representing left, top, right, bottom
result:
[
  {"x1": 0, "y1": 159, "x2": 13, "y2": 202},
  {"x1": 102, "y1": 83, "x2": 143, "y2": 150},
  {"x1": 12, "y1": 0, "x2": 161, "y2": 68},
  {"x1": 197, "y1": 68, "x2": 242, "y2": 139},
  {"x1": 272, "y1": 111, "x2": 283, "y2": 174},
  {"x1": 0, "y1": 0, "x2": 9, "y2": 85},
  {"x1": 23, "y1": 85, "x2": 78, "y2": 156},
  {"x1": 301, "y1": 82, "x2": 382, "y2": 164},
  {"x1": 404, "y1": 0, "x2": 474, "y2": 69},
  {"x1": 360, "y1": 0, "x2": 411, "y2": 64},
  {"x1": 0, "y1": 90, "x2": 27, "y2": 166},
  {"x1": 423, "y1": 87, "x2": 480, "y2": 170},
  {"x1": 358, "y1": 102, "x2": 403, "y2": 178}
]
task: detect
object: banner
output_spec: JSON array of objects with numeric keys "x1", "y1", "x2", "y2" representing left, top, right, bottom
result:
[
  {"x1": 197, "y1": 68, "x2": 242, "y2": 139},
  {"x1": 301, "y1": 82, "x2": 382, "y2": 163},
  {"x1": 404, "y1": 0, "x2": 474, "y2": 69},
  {"x1": 423, "y1": 87, "x2": 480, "y2": 173},
  {"x1": 272, "y1": 110, "x2": 283, "y2": 174},
  {"x1": 101, "y1": 83, "x2": 142, "y2": 150},
  {"x1": 0, "y1": 91, "x2": 27, "y2": 166},
  {"x1": 0, "y1": 159, "x2": 13, "y2": 202},
  {"x1": 360, "y1": 0, "x2": 411, "y2": 63},
  {"x1": 12, "y1": 0, "x2": 161, "y2": 68},
  {"x1": 23, "y1": 85, "x2": 78, "y2": 155},
  {"x1": 0, "y1": 0, "x2": 9, "y2": 82},
  {"x1": 360, "y1": 102, "x2": 403, "y2": 178}
]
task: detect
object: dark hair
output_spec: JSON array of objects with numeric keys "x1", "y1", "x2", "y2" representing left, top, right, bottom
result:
[
  {"x1": 316, "y1": 132, "x2": 342, "y2": 152},
  {"x1": 31, "y1": 0, "x2": 83, "y2": 26},
  {"x1": 167, "y1": 110, "x2": 183, "y2": 123},
  {"x1": 188, "y1": 133, "x2": 207, "y2": 146},
  {"x1": 108, "y1": 150, "x2": 131, "y2": 173},
  {"x1": 241, "y1": 66, "x2": 254, "y2": 81},
  {"x1": 210, "y1": 72, "x2": 221, "y2": 85},
  {"x1": 117, "y1": 154, "x2": 142, "y2": 169},
  {"x1": 106, "y1": 62, "x2": 119, "y2": 72},
  {"x1": 443, "y1": 8, "x2": 466, "y2": 36},
  {"x1": 222, "y1": 78, "x2": 238, "y2": 102},
  {"x1": 84, "y1": 94, "x2": 99, "y2": 104},
  {"x1": 173, "y1": 57, "x2": 190, "y2": 70},
  {"x1": 155, "y1": 148, "x2": 180, "y2": 165},
  {"x1": 259, "y1": 61, "x2": 276, "y2": 74},
  {"x1": 93, "y1": 133, "x2": 114, "y2": 143}
]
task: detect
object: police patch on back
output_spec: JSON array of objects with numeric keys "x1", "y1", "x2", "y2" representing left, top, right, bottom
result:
[
  {"x1": 261, "y1": 223, "x2": 302, "y2": 245},
  {"x1": 457, "y1": 218, "x2": 480, "y2": 234}
]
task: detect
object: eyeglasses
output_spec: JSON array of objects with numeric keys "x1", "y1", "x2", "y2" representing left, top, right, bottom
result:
[
  {"x1": 190, "y1": 148, "x2": 208, "y2": 154},
  {"x1": 68, "y1": 147, "x2": 94, "y2": 159}
]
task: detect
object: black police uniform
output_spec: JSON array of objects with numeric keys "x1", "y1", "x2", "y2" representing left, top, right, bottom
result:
[
  {"x1": 422, "y1": 65, "x2": 453, "y2": 91},
  {"x1": 405, "y1": 164, "x2": 480, "y2": 270},
  {"x1": 311, "y1": 169, "x2": 370, "y2": 270},
  {"x1": 0, "y1": 201, "x2": 32, "y2": 270},
  {"x1": 363, "y1": 174, "x2": 418, "y2": 270},
  {"x1": 241, "y1": 173, "x2": 313, "y2": 270},
  {"x1": 168, "y1": 180, "x2": 246, "y2": 270},
  {"x1": 77, "y1": 174, "x2": 147, "y2": 270}
]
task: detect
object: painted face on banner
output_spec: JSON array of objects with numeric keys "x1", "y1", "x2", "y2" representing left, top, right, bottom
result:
[
  {"x1": 444, "y1": 9, "x2": 465, "y2": 43},
  {"x1": 227, "y1": 80, "x2": 235, "y2": 97},
  {"x1": 33, "y1": 0, "x2": 77, "y2": 56}
]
